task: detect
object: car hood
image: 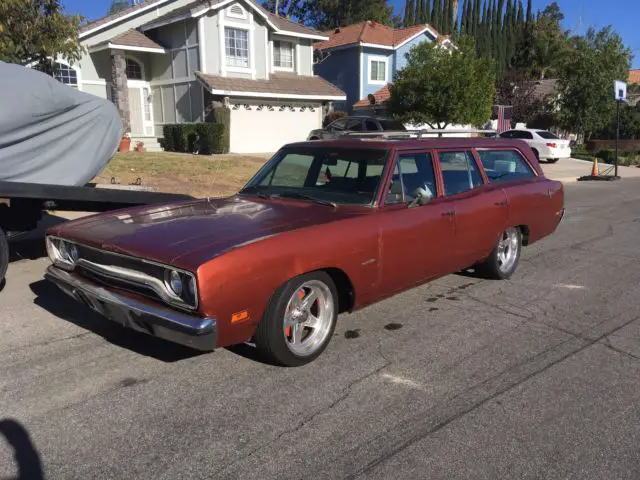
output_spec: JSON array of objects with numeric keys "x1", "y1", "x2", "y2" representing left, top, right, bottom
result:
[{"x1": 53, "y1": 196, "x2": 364, "y2": 269}]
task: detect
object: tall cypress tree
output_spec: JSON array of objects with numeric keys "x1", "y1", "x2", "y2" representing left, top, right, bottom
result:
[
  {"x1": 516, "y1": 0, "x2": 524, "y2": 40},
  {"x1": 525, "y1": 0, "x2": 533, "y2": 26},
  {"x1": 434, "y1": 0, "x2": 443, "y2": 31},
  {"x1": 459, "y1": 0, "x2": 467, "y2": 33},
  {"x1": 404, "y1": 0, "x2": 416, "y2": 26},
  {"x1": 425, "y1": 0, "x2": 432, "y2": 23},
  {"x1": 480, "y1": 0, "x2": 489, "y2": 57},
  {"x1": 473, "y1": 0, "x2": 481, "y2": 36},
  {"x1": 415, "y1": 0, "x2": 423, "y2": 23},
  {"x1": 444, "y1": 0, "x2": 452, "y2": 33},
  {"x1": 496, "y1": 0, "x2": 505, "y2": 73},
  {"x1": 504, "y1": 0, "x2": 514, "y2": 71},
  {"x1": 431, "y1": 0, "x2": 438, "y2": 29}
]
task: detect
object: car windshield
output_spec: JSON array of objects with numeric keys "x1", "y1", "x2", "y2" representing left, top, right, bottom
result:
[
  {"x1": 536, "y1": 131, "x2": 559, "y2": 139},
  {"x1": 240, "y1": 146, "x2": 389, "y2": 206}
]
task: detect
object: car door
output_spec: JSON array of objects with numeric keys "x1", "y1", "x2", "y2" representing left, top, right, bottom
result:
[
  {"x1": 326, "y1": 118, "x2": 348, "y2": 139},
  {"x1": 436, "y1": 150, "x2": 510, "y2": 269},
  {"x1": 377, "y1": 150, "x2": 458, "y2": 295},
  {"x1": 476, "y1": 147, "x2": 563, "y2": 242}
]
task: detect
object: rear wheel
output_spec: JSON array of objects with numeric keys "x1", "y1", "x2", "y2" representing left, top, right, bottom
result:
[
  {"x1": 547, "y1": 158, "x2": 559, "y2": 164},
  {"x1": 477, "y1": 227, "x2": 522, "y2": 280},
  {"x1": 0, "y1": 228, "x2": 8, "y2": 287},
  {"x1": 254, "y1": 271, "x2": 338, "y2": 367}
]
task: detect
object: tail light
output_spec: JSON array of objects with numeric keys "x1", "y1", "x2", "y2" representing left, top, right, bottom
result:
[{"x1": 547, "y1": 143, "x2": 557, "y2": 148}]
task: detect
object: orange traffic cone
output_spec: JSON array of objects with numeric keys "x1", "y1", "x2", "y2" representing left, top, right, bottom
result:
[{"x1": 591, "y1": 158, "x2": 599, "y2": 177}]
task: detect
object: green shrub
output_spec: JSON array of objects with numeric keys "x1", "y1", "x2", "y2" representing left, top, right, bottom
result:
[
  {"x1": 212, "y1": 107, "x2": 230, "y2": 154},
  {"x1": 196, "y1": 124, "x2": 226, "y2": 155},
  {"x1": 323, "y1": 110, "x2": 347, "y2": 127},
  {"x1": 162, "y1": 124, "x2": 201, "y2": 153},
  {"x1": 162, "y1": 125, "x2": 176, "y2": 151},
  {"x1": 597, "y1": 149, "x2": 616, "y2": 163}
]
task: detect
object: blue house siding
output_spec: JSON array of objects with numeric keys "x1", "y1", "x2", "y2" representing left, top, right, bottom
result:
[
  {"x1": 393, "y1": 31, "x2": 437, "y2": 74},
  {"x1": 361, "y1": 47, "x2": 393, "y2": 101},
  {"x1": 314, "y1": 48, "x2": 360, "y2": 113}
]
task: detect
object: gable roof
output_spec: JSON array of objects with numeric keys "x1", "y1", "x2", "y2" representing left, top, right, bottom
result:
[
  {"x1": 353, "y1": 85, "x2": 391, "y2": 109},
  {"x1": 629, "y1": 69, "x2": 640, "y2": 85},
  {"x1": 89, "y1": 29, "x2": 165, "y2": 53},
  {"x1": 314, "y1": 21, "x2": 439, "y2": 51},
  {"x1": 81, "y1": 0, "x2": 326, "y2": 40}
]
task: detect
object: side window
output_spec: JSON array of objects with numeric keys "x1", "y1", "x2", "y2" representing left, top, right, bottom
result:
[
  {"x1": 386, "y1": 153, "x2": 437, "y2": 204},
  {"x1": 477, "y1": 149, "x2": 536, "y2": 183},
  {"x1": 499, "y1": 130, "x2": 515, "y2": 139},
  {"x1": 520, "y1": 131, "x2": 533, "y2": 139},
  {"x1": 365, "y1": 119, "x2": 380, "y2": 131},
  {"x1": 438, "y1": 151, "x2": 484, "y2": 196},
  {"x1": 345, "y1": 119, "x2": 363, "y2": 131}
]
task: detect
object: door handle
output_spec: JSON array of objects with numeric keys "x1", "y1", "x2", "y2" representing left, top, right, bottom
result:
[{"x1": 442, "y1": 210, "x2": 455, "y2": 217}]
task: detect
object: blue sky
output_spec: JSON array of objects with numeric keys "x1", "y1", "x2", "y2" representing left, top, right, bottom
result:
[{"x1": 63, "y1": 0, "x2": 639, "y2": 68}]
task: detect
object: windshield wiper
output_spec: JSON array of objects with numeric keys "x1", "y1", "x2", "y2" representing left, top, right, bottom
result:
[{"x1": 276, "y1": 192, "x2": 337, "y2": 208}]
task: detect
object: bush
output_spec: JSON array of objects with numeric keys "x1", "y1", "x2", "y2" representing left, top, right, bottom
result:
[
  {"x1": 323, "y1": 110, "x2": 347, "y2": 127},
  {"x1": 162, "y1": 125, "x2": 176, "y2": 151},
  {"x1": 197, "y1": 124, "x2": 226, "y2": 155},
  {"x1": 212, "y1": 107, "x2": 230, "y2": 154},
  {"x1": 597, "y1": 149, "x2": 616, "y2": 163},
  {"x1": 162, "y1": 124, "x2": 206, "y2": 154}
]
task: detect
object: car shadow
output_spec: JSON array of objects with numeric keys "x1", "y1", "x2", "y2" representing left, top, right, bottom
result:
[
  {"x1": 30, "y1": 280, "x2": 205, "y2": 363},
  {"x1": 224, "y1": 343, "x2": 284, "y2": 367},
  {"x1": 0, "y1": 418, "x2": 44, "y2": 480},
  {"x1": 8, "y1": 213, "x2": 70, "y2": 263}
]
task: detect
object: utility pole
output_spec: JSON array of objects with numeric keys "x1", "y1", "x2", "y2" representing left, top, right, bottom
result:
[{"x1": 615, "y1": 98, "x2": 620, "y2": 178}]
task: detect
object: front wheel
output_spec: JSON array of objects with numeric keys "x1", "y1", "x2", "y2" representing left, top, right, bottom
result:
[
  {"x1": 477, "y1": 227, "x2": 522, "y2": 280},
  {"x1": 0, "y1": 228, "x2": 8, "y2": 287},
  {"x1": 547, "y1": 158, "x2": 559, "y2": 164},
  {"x1": 254, "y1": 272, "x2": 338, "y2": 367}
]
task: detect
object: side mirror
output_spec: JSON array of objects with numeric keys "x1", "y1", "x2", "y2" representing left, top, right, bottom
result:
[{"x1": 409, "y1": 187, "x2": 433, "y2": 208}]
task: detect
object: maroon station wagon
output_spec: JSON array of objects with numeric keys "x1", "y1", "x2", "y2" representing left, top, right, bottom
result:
[{"x1": 44, "y1": 138, "x2": 565, "y2": 366}]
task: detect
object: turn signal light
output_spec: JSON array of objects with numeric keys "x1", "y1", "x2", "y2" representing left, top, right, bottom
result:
[{"x1": 547, "y1": 143, "x2": 557, "y2": 148}]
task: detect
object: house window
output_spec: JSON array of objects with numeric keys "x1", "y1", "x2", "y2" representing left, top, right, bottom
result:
[
  {"x1": 125, "y1": 58, "x2": 143, "y2": 80},
  {"x1": 143, "y1": 87, "x2": 151, "y2": 122},
  {"x1": 33, "y1": 62, "x2": 78, "y2": 87},
  {"x1": 225, "y1": 27, "x2": 249, "y2": 68},
  {"x1": 274, "y1": 40, "x2": 295, "y2": 69},
  {"x1": 369, "y1": 57, "x2": 387, "y2": 84}
]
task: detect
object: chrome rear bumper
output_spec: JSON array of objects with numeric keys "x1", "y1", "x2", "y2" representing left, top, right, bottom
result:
[{"x1": 45, "y1": 266, "x2": 216, "y2": 351}]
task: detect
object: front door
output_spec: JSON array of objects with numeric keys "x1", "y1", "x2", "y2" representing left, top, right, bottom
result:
[
  {"x1": 378, "y1": 151, "x2": 457, "y2": 296},
  {"x1": 127, "y1": 85, "x2": 154, "y2": 136}
]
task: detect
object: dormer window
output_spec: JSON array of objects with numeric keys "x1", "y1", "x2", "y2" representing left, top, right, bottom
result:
[{"x1": 273, "y1": 40, "x2": 295, "y2": 70}]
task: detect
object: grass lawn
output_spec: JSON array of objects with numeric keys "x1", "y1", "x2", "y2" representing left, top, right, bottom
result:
[{"x1": 95, "y1": 152, "x2": 270, "y2": 198}]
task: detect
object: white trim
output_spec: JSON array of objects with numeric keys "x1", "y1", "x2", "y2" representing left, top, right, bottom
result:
[
  {"x1": 226, "y1": 3, "x2": 248, "y2": 19},
  {"x1": 198, "y1": 17, "x2": 207, "y2": 73},
  {"x1": 359, "y1": 43, "x2": 394, "y2": 51},
  {"x1": 82, "y1": 79, "x2": 107, "y2": 85},
  {"x1": 367, "y1": 55, "x2": 388, "y2": 85},
  {"x1": 272, "y1": 38, "x2": 296, "y2": 72},
  {"x1": 249, "y1": 13, "x2": 255, "y2": 79},
  {"x1": 393, "y1": 27, "x2": 437, "y2": 50},
  {"x1": 225, "y1": 19, "x2": 255, "y2": 30},
  {"x1": 226, "y1": 66, "x2": 256, "y2": 74},
  {"x1": 89, "y1": 43, "x2": 166, "y2": 54},
  {"x1": 124, "y1": 54, "x2": 146, "y2": 81},
  {"x1": 79, "y1": 0, "x2": 173, "y2": 38},
  {"x1": 359, "y1": 48, "x2": 364, "y2": 100},
  {"x1": 269, "y1": 40, "x2": 274, "y2": 74},
  {"x1": 126, "y1": 79, "x2": 148, "y2": 88},
  {"x1": 270, "y1": 30, "x2": 327, "y2": 41},
  {"x1": 140, "y1": 12, "x2": 192, "y2": 32},
  {"x1": 295, "y1": 42, "x2": 301, "y2": 75},
  {"x1": 218, "y1": 13, "x2": 226, "y2": 76},
  {"x1": 264, "y1": 30, "x2": 270, "y2": 80},
  {"x1": 208, "y1": 88, "x2": 346, "y2": 101}
]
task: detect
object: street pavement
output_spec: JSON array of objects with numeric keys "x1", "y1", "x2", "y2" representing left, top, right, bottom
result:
[
  {"x1": 1, "y1": 179, "x2": 640, "y2": 479},
  {"x1": 541, "y1": 157, "x2": 640, "y2": 183}
]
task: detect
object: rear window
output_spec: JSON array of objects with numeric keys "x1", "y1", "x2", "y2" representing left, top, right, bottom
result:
[
  {"x1": 477, "y1": 150, "x2": 536, "y2": 183},
  {"x1": 536, "y1": 131, "x2": 559, "y2": 139},
  {"x1": 379, "y1": 119, "x2": 406, "y2": 131}
]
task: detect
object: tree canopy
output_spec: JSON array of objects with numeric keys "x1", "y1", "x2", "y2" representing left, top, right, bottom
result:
[
  {"x1": 387, "y1": 37, "x2": 496, "y2": 129},
  {"x1": 557, "y1": 26, "x2": 632, "y2": 139},
  {"x1": 0, "y1": 0, "x2": 84, "y2": 69},
  {"x1": 108, "y1": 0, "x2": 131, "y2": 15}
]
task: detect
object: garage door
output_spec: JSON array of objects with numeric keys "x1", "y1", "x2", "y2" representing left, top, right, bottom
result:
[{"x1": 230, "y1": 103, "x2": 322, "y2": 154}]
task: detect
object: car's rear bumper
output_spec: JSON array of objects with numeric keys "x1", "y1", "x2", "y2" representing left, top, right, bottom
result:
[
  {"x1": 45, "y1": 266, "x2": 217, "y2": 351},
  {"x1": 541, "y1": 147, "x2": 572, "y2": 159}
]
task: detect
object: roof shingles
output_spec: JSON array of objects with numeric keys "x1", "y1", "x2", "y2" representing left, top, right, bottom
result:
[
  {"x1": 314, "y1": 21, "x2": 438, "y2": 50},
  {"x1": 629, "y1": 69, "x2": 640, "y2": 85},
  {"x1": 195, "y1": 72, "x2": 346, "y2": 99},
  {"x1": 108, "y1": 29, "x2": 165, "y2": 50}
]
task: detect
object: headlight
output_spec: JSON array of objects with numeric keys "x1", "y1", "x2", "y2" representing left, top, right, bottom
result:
[
  {"x1": 164, "y1": 268, "x2": 198, "y2": 308},
  {"x1": 46, "y1": 236, "x2": 79, "y2": 269}
]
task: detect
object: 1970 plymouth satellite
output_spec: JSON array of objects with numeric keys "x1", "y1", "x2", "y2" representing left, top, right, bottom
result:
[{"x1": 44, "y1": 137, "x2": 564, "y2": 366}]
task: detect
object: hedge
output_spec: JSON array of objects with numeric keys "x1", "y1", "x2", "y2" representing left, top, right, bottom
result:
[{"x1": 162, "y1": 123, "x2": 228, "y2": 155}]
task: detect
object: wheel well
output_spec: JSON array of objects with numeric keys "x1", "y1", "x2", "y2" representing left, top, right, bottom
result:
[
  {"x1": 518, "y1": 225, "x2": 530, "y2": 246},
  {"x1": 320, "y1": 268, "x2": 355, "y2": 313}
]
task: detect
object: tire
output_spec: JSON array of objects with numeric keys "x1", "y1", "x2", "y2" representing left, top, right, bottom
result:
[
  {"x1": 547, "y1": 158, "x2": 559, "y2": 164},
  {"x1": 477, "y1": 227, "x2": 522, "y2": 280},
  {"x1": 254, "y1": 271, "x2": 338, "y2": 367},
  {"x1": 532, "y1": 149, "x2": 540, "y2": 161},
  {"x1": 0, "y1": 228, "x2": 8, "y2": 286}
]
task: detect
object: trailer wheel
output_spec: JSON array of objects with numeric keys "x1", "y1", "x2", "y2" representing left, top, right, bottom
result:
[{"x1": 0, "y1": 228, "x2": 8, "y2": 287}]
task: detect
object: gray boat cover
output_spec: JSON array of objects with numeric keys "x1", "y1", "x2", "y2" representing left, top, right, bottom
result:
[{"x1": 0, "y1": 61, "x2": 123, "y2": 186}]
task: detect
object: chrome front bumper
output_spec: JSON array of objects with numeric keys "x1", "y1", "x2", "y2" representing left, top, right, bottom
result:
[{"x1": 45, "y1": 266, "x2": 217, "y2": 351}]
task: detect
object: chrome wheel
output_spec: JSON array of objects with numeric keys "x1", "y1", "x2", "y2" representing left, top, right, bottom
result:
[
  {"x1": 283, "y1": 280, "x2": 335, "y2": 357},
  {"x1": 497, "y1": 227, "x2": 520, "y2": 273}
]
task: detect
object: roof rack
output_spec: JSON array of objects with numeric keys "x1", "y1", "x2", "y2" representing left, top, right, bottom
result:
[{"x1": 341, "y1": 129, "x2": 498, "y2": 140}]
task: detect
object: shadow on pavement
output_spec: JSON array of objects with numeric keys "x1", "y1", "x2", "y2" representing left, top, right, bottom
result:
[
  {"x1": 0, "y1": 418, "x2": 44, "y2": 480},
  {"x1": 30, "y1": 280, "x2": 205, "y2": 363},
  {"x1": 8, "y1": 213, "x2": 69, "y2": 264},
  {"x1": 225, "y1": 343, "x2": 284, "y2": 367}
]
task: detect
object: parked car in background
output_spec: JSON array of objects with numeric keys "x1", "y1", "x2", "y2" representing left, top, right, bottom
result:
[
  {"x1": 307, "y1": 116, "x2": 406, "y2": 140},
  {"x1": 44, "y1": 137, "x2": 564, "y2": 367},
  {"x1": 497, "y1": 129, "x2": 571, "y2": 163}
]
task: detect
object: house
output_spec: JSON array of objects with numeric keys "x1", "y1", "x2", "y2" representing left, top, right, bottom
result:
[
  {"x1": 41, "y1": 0, "x2": 346, "y2": 153},
  {"x1": 313, "y1": 21, "x2": 452, "y2": 114},
  {"x1": 629, "y1": 69, "x2": 640, "y2": 85}
]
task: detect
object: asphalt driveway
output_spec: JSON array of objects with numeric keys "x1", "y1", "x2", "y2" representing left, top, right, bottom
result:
[{"x1": 1, "y1": 179, "x2": 640, "y2": 479}]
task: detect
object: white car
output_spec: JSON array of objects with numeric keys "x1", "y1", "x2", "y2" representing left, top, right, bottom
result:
[{"x1": 497, "y1": 129, "x2": 571, "y2": 163}]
